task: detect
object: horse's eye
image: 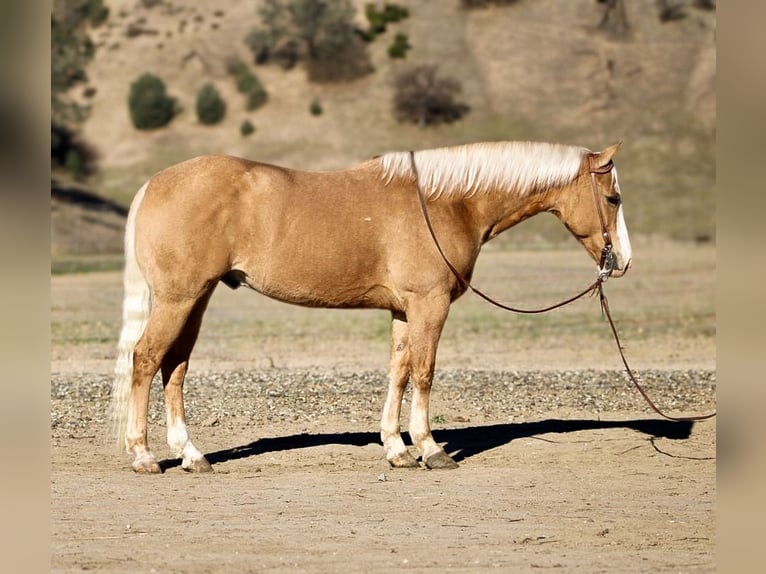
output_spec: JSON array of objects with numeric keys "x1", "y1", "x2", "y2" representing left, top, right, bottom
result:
[{"x1": 606, "y1": 195, "x2": 621, "y2": 206}]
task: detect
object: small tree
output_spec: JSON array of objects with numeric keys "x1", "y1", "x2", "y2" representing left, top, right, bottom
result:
[
  {"x1": 246, "y1": 0, "x2": 373, "y2": 83},
  {"x1": 51, "y1": 4, "x2": 105, "y2": 178},
  {"x1": 128, "y1": 73, "x2": 176, "y2": 130},
  {"x1": 196, "y1": 83, "x2": 226, "y2": 125},
  {"x1": 393, "y1": 65, "x2": 469, "y2": 127}
]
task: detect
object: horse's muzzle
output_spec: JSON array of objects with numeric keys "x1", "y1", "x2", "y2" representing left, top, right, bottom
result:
[
  {"x1": 599, "y1": 252, "x2": 632, "y2": 280},
  {"x1": 610, "y1": 257, "x2": 632, "y2": 278}
]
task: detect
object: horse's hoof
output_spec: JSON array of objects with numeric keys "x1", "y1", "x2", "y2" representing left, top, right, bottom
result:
[
  {"x1": 182, "y1": 456, "x2": 213, "y2": 473},
  {"x1": 132, "y1": 458, "x2": 162, "y2": 474},
  {"x1": 388, "y1": 451, "x2": 420, "y2": 469},
  {"x1": 425, "y1": 451, "x2": 459, "y2": 470}
]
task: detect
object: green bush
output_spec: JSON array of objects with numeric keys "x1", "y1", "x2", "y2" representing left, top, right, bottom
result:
[
  {"x1": 246, "y1": 86, "x2": 268, "y2": 111},
  {"x1": 196, "y1": 83, "x2": 226, "y2": 125},
  {"x1": 364, "y1": 2, "x2": 409, "y2": 38},
  {"x1": 235, "y1": 68, "x2": 259, "y2": 93},
  {"x1": 85, "y1": 0, "x2": 109, "y2": 26},
  {"x1": 227, "y1": 58, "x2": 269, "y2": 111},
  {"x1": 309, "y1": 98, "x2": 323, "y2": 116},
  {"x1": 388, "y1": 33, "x2": 411, "y2": 59},
  {"x1": 247, "y1": 0, "x2": 373, "y2": 82},
  {"x1": 240, "y1": 119, "x2": 255, "y2": 137},
  {"x1": 128, "y1": 73, "x2": 176, "y2": 130},
  {"x1": 244, "y1": 28, "x2": 278, "y2": 65}
]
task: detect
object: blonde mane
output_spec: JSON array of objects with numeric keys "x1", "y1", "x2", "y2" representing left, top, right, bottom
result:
[{"x1": 378, "y1": 141, "x2": 588, "y2": 199}]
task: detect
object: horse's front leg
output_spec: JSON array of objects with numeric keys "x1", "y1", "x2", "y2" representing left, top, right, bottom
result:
[
  {"x1": 381, "y1": 313, "x2": 419, "y2": 468},
  {"x1": 406, "y1": 296, "x2": 459, "y2": 470}
]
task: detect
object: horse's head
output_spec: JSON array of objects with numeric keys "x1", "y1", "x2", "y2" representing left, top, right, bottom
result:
[{"x1": 550, "y1": 142, "x2": 632, "y2": 278}]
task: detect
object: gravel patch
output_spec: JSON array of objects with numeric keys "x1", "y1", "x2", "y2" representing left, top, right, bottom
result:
[{"x1": 51, "y1": 369, "x2": 716, "y2": 438}]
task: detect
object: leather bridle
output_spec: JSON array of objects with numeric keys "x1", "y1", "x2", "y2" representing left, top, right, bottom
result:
[
  {"x1": 408, "y1": 150, "x2": 715, "y2": 422},
  {"x1": 589, "y1": 156, "x2": 616, "y2": 279},
  {"x1": 408, "y1": 150, "x2": 612, "y2": 313}
]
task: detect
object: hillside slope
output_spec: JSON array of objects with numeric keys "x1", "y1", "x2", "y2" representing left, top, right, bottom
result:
[{"x1": 58, "y1": 0, "x2": 715, "y2": 255}]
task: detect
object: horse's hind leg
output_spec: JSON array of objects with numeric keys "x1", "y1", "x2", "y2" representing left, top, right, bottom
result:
[
  {"x1": 127, "y1": 295, "x2": 205, "y2": 473},
  {"x1": 381, "y1": 312, "x2": 419, "y2": 468},
  {"x1": 161, "y1": 291, "x2": 215, "y2": 472}
]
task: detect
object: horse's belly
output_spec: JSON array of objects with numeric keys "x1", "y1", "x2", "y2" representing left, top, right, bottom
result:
[{"x1": 239, "y1": 258, "x2": 399, "y2": 310}]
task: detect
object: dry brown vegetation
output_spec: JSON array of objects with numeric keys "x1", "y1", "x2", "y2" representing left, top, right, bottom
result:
[{"x1": 53, "y1": 0, "x2": 715, "y2": 259}]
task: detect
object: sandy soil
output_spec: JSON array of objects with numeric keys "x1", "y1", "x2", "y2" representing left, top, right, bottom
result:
[{"x1": 51, "y1": 240, "x2": 716, "y2": 573}]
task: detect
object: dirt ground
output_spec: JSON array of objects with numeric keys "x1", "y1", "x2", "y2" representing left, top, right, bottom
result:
[{"x1": 51, "y1": 239, "x2": 716, "y2": 573}]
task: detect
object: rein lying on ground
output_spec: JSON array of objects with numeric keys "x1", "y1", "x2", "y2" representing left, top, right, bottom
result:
[{"x1": 111, "y1": 140, "x2": 632, "y2": 473}]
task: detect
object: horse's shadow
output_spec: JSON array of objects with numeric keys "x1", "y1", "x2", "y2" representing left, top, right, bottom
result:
[{"x1": 159, "y1": 418, "x2": 694, "y2": 472}]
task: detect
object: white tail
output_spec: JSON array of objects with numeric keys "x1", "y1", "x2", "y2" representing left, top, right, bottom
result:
[{"x1": 109, "y1": 183, "x2": 151, "y2": 450}]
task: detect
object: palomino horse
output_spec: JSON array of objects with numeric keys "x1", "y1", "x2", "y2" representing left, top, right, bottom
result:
[{"x1": 111, "y1": 141, "x2": 632, "y2": 473}]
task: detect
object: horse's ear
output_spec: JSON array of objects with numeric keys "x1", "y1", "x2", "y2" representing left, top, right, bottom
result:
[{"x1": 593, "y1": 141, "x2": 623, "y2": 168}]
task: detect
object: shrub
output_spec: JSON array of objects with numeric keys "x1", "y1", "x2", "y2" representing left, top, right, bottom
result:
[
  {"x1": 51, "y1": 3, "x2": 104, "y2": 179},
  {"x1": 128, "y1": 73, "x2": 176, "y2": 130},
  {"x1": 388, "y1": 33, "x2": 411, "y2": 59},
  {"x1": 393, "y1": 65, "x2": 470, "y2": 127},
  {"x1": 235, "y1": 68, "x2": 259, "y2": 93},
  {"x1": 85, "y1": 0, "x2": 109, "y2": 26},
  {"x1": 246, "y1": 87, "x2": 268, "y2": 111},
  {"x1": 227, "y1": 58, "x2": 269, "y2": 111},
  {"x1": 309, "y1": 98, "x2": 323, "y2": 116},
  {"x1": 240, "y1": 72, "x2": 268, "y2": 111},
  {"x1": 240, "y1": 119, "x2": 255, "y2": 136},
  {"x1": 196, "y1": 83, "x2": 226, "y2": 125},
  {"x1": 246, "y1": 0, "x2": 373, "y2": 83},
  {"x1": 381, "y1": 2, "x2": 409, "y2": 21},
  {"x1": 51, "y1": 123, "x2": 99, "y2": 180},
  {"x1": 244, "y1": 28, "x2": 277, "y2": 65},
  {"x1": 364, "y1": 2, "x2": 409, "y2": 38}
]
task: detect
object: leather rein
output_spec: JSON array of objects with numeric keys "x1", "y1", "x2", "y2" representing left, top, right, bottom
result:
[{"x1": 408, "y1": 150, "x2": 715, "y2": 423}]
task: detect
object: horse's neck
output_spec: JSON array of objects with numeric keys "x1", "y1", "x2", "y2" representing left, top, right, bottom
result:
[{"x1": 466, "y1": 189, "x2": 553, "y2": 243}]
